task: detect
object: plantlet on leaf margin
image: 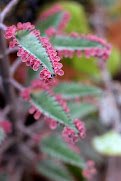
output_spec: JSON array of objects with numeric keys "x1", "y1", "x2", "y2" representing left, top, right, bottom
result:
[
  {"x1": 20, "y1": 79, "x2": 86, "y2": 143},
  {"x1": 4, "y1": 22, "x2": 64, "y2": 83}
]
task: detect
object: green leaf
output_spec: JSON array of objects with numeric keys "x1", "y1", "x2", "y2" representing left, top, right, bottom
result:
[
  {"x1": 50, "y1": 35, "x2": 103, "y2": 50},
  {"x1": 53, "y1": 82, "x2": 102, "y2": 99},
  {"x1": 66, "y1": 164, "x2": 86, "y2": 181},
  {"x1": 15, "y1": 30, "x2": 54, "y2": 76},
  {"x1": 37, "y1": 159, "x2": 73, "y2": 181},
  {"x1": 30, "y1": 91, "x2": 77, "y2": 131},
  {"x1": 0, "y1": 173, "x2": 9, "y2": 181},
  {"x1": 40, "y1": 135, "x2": 86, "y2": 168},
  {"x1": 26, "y1": 67, "x2": 42, "y2": 85},
  {"x1": 92, "y1": 131, "x2": 121, "y2": 156},
  {"x1": 68, "y1": 102, "x2": 97, "y2": 119},
  {"x1": 36, "y1": 12, "x2": 65, "y2": 37},
  {"x1": 0, "y1": 128, "x2": 5, "y2": 144}
]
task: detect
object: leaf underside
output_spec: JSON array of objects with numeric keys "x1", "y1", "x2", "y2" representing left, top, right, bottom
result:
[
  {"x1": 68, "y1": 102, "x2": 97, "y2": 119},
  {"x1": 50, "y1": 35, "x2": 104, "y2": 50},
  {"x1": 40, "y1": 135, "x2": 86, "y2": 168},
  {"x1": 53, "y1": 82, "x2": 102, "y2": 99},
  {"x1": 36, "y1": 12, "x2": 65, "y2": 37},
  {"x1": 37, "y1": 159, "x2": 73, "y2": 181},
  {"x1": 30, "y1": 91, "x2": 77, "y2": 131},
  {"x1": 15, "y1": 30, "x2": 54, "y2": 75}
]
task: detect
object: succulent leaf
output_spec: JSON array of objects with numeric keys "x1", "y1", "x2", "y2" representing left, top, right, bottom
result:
[
  {"x1": 30, "y1": 91, "x2": 77, "y2": 131},
  {"x1": 37, "y1": 159, "x2": 73, "y2": 181},
  {"x1": 53, "y1": 82, "x2": 102, "y2": 99},
  {"x1": 40, "y1": 135, "x2": 86, "y2": 168}
]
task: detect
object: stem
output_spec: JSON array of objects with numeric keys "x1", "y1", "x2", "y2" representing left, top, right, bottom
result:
[
  {"x1": 1, "y1": 0, "x2": 20, "y2": 22},
  {"x1": 91, "y1": 5, "x2": 121, "y2": 132},
  {"x1": 0, "y1": 29, "x2": 18, "y2": 134},
  {"x1": 7, "y1": 47, "x2": 19, "y2": 54},
  {"x1": 0, "y1": 23, "x2": 7, "y2": 31},
  {"x1": 10, "y1": 57, "x2": 21, "y2": 76},
  {"x1": 10, "y1": 78, "x2": 24, "y2": 91}
]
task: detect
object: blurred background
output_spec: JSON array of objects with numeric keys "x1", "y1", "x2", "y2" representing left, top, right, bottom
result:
[{"x1": 1, "y1": 0, "x2": 121, "y2": 181}]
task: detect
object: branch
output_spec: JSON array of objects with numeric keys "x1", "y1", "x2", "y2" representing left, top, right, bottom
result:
[
  {"x1": 17, "y1": 123, "x2": 35, "y2": 138},
  {"x1": 7, "y1": 47, "x2": 19, "y2": 54},
  {"x1": 10, "y1": 79, "x2": 24, "y2": 91},
  {"x1": 0, "y1": 23, "x2": 7, "y2": 31},
  {"x1": 19, "y1": 144, "x2": 36, "y2": 161},
  {"x1": 0, "y1": 137, "x2": 16, "y2": 154},
  {"x1": 10, "y1": 57, "x2": 21, "y2": 76},
  {"x1": 1, "y1": 0, "x2": 20, "y2": 22}
]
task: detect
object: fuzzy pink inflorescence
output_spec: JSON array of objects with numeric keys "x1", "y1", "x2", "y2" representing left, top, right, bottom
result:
[
  {"x1": 57, "y1": 32, "x2": 112, "y2": 61},
  {"x1": 4, "y1": 22, "x2": 64, "y2": 82}
]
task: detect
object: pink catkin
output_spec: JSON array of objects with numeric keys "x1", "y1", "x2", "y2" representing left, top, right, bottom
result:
[{"x1": 5, "y1": 22, "x2": 64, "y2": 82}]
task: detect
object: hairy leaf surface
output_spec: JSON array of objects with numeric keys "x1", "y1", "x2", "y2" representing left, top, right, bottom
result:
[
  {"x1": 40, "y1": 135, "x2": 86, "y2": 168},
  {"x1": 50, "y1": 35, "x2": 104, "y2": 50},
  {"x1": 37, "y1": 159, "x2": 73, "y2": 181},
  {"x1": 68, "y1": 102, "x2": 97, "y2": 119},
  {"x1": 36, "y1": 12, "x2": 64, "y2": 37},
  {"x1": 15, "y1": 30, "x2": 54, "y2": 75},
  {"x1": 53, "y1": 82, "x2": 102, "y2": 99},
  {"x1": 30, "y1": 91, "x2": 77, "y2": 131}
]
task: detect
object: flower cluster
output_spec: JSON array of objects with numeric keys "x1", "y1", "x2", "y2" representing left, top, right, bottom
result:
[
  {"x1": 4, "y1": 23, "x2": 64, "y2": 82},
  {"x1": 82, "y1": 160, "x2": 96, "y2": 179},
  {"x1": 62, "y1": 119, "x2": 86, "y2": 143},
  {"x1": 57, "y1": 32, "x2": 112, "y2": 61}
]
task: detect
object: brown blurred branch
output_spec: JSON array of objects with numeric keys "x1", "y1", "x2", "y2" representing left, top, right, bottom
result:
[{"x1": 1, "y1": 0, "x2": 19, "y2": 22}]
